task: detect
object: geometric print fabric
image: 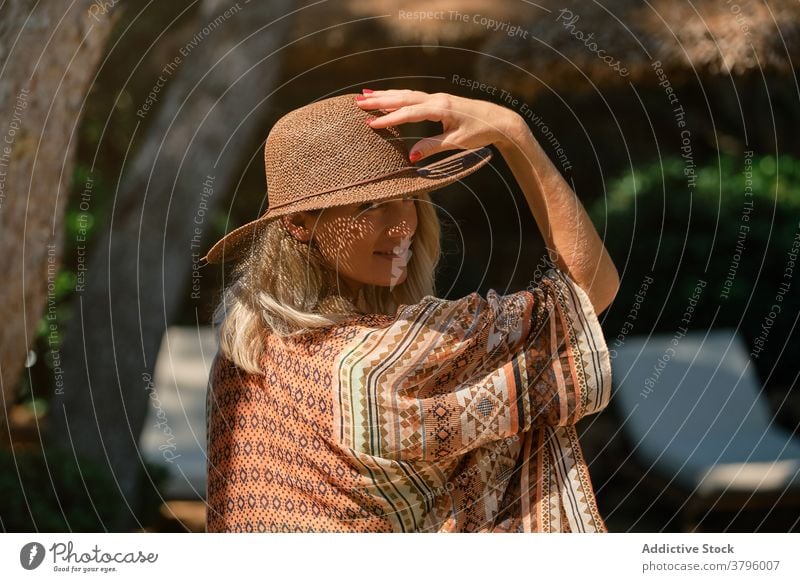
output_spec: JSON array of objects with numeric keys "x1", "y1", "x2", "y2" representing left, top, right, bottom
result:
[{"x1": 206, "y1": 267, "x2": 612, "y2": 532}]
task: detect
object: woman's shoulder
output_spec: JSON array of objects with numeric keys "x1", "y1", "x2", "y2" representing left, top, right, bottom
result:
[
  {"x1": 254, "y1": 267, "x2": 585, "y2": 353},
  {"x1": 373, "y1": 267, "x2": 594, "y2": 337},
  {"x1": 395, "y1": 287, "x2": 535, "y2": 326},
  {"x1": 316, "y1": 288, "x2": 536, "y2": 357}
]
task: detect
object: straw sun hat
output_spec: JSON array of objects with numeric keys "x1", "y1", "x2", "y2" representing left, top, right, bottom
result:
[{"x1": 200, "y1": 92, "x2": 493, "y2": 265}]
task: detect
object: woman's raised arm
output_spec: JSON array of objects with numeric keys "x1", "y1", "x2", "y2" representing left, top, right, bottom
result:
[
  {"x1": 357, "y1": 89, "x2": 619, "y2": 314},
  {"x1": 494, "y1": 119, "x2": 620, "y2": 314}
]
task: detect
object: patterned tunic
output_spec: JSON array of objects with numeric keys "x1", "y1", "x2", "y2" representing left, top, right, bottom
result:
[{"x1": 205, "y1": 267, "x2": 612, "y2": 532}]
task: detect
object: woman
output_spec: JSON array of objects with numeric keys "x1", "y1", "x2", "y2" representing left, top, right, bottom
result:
[{"x1": 202, "y1": 89, "x2": 619, "y2": 533}]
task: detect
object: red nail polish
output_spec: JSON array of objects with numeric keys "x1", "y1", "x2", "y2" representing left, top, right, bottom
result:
[
  {"x1": 355, "y1": 95, "x2": 366, "y2": 101},
  {"x1": 409, "y1": 151, "x2": 422, "y2": 162},
  {"x1": 362, "y1": 88, "x2": 374, "y2": 94}
]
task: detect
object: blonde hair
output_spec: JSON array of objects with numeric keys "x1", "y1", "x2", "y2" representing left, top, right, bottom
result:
[{"x1": 212, "y1": 193, "x2": 441, "y2": 375}]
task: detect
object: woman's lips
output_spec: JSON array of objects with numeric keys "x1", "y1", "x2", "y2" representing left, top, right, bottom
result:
[{"x1": 374, "y1": 248, "x2": 411, "y2": 260}]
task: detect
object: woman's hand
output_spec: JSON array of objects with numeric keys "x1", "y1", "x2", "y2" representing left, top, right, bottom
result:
[{"x1": 355, "y1": 89, "x2": 526, "y2": 162}]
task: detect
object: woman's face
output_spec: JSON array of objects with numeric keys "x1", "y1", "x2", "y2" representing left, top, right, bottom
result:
[{"x1": 284, "y1": 196, "x2": 419, "y2": 298}]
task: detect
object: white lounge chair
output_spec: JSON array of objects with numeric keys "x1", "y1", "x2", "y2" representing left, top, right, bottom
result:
[{"x1": 612, "y1": 328, "x2": 800, "y2": 531}]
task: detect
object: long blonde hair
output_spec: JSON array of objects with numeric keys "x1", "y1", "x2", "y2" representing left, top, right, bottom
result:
[{"x1": 212, "y1": 193, "x2": 441, "y2": 375}]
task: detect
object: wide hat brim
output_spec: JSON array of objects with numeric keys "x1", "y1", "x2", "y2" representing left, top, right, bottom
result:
[{"x1": 201, "y1": 145, "x2": 493, "y2": 265}]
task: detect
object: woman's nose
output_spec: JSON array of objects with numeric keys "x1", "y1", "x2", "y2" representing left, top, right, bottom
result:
[
  {"x1": 386, "y1": 220, "x2": 415, "y2": 238},
  {"x1": 385, "y1": 199, "x2": 417, "y2": 238}
]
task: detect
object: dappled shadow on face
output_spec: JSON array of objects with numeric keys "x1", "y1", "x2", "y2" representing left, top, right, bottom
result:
[{"x1": 303, "y1": 197, "x2": 419, "y2": 298}]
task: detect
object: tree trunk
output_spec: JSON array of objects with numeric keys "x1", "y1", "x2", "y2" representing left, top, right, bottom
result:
[
  {"x1": 47, "y1": 0, "x2": 294, "y2": 531},
  {"x1": 0, "y1": 2, "x2": 116, "y2": 446}
]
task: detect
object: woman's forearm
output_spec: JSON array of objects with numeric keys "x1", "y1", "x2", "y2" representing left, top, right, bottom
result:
[{"x1": 495, "y1": 117, "x2": 620, "y2": 314}]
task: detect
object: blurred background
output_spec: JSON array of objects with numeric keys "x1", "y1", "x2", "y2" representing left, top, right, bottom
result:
[{"x1": 1, "y1": 0, "x2": 798, "y2": 533}]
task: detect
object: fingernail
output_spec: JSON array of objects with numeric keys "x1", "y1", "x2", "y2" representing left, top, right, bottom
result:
[
  {"x1": 355, "y1": 95, "x2": 367, "y2": 101},
  {"x1": 366, "y1": 117, "x2": 374, "y2": 125},
  {"x1": 409, "y1": 151, "x2": 422, "y2": 162},
  {"x1": 362, "y1": 88, "x2": 374, "y2": 94}
]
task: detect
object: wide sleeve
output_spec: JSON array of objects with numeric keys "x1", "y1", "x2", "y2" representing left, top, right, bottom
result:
[{"x1": 332, "y1": 267, "x2": 612, "y2": 462}]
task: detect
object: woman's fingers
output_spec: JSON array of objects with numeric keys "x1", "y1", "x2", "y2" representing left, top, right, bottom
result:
[
  {"x1": 409, "y1": 132, "x2": 462, "y2": 161},
  {"x1": 359, "y1": 92, "x2": 452, "y2": 129},
  {"x1": 355, "y1": 90, "x2": 462, "y2": 158},
  {"x1": 366, "y1": 103, "x2": 447, "y2": 129},
  {"x1": 357, "y1": 89, "x2": 521, "y2": 152},
  {"x1": 360, "y1": 88, "x2": 420, "y2": 98},
  {"x1": 356, "y1": 91, "x2": 426, "y2": 112},
  {"x1": 355, "y1": 89, "x2": 436, "y2": 114}
]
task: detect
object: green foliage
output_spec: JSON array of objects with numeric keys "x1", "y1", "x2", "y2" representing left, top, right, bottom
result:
[
  {"x1": 591, "y1": 152, "x2": 800, "y2": 390},
  {"x1": 0, "y1": 446, "x2": 170, "y2": 532}
]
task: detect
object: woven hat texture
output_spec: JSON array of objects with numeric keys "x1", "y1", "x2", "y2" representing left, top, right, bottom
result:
[{"x1": 202, "y1": 93, "x2": 493, "y2": 264}]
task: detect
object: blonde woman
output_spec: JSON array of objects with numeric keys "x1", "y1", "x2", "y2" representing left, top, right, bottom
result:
[{"x1": 202, "y1": 90, "x2": 619, "y2": 533}]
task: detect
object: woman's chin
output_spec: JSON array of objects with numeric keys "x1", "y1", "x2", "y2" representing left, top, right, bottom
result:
[{"x1": 374, "y1": 269, "x2": 408, "y2": 288}]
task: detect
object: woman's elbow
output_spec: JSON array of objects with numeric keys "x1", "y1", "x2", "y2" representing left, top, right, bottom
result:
[
  {"x1": 592, "y1": 264, "x2": 620, "y2": 315},
  {"x1": 592, "y1": 291, "x2": 616, "y2": 315}
]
